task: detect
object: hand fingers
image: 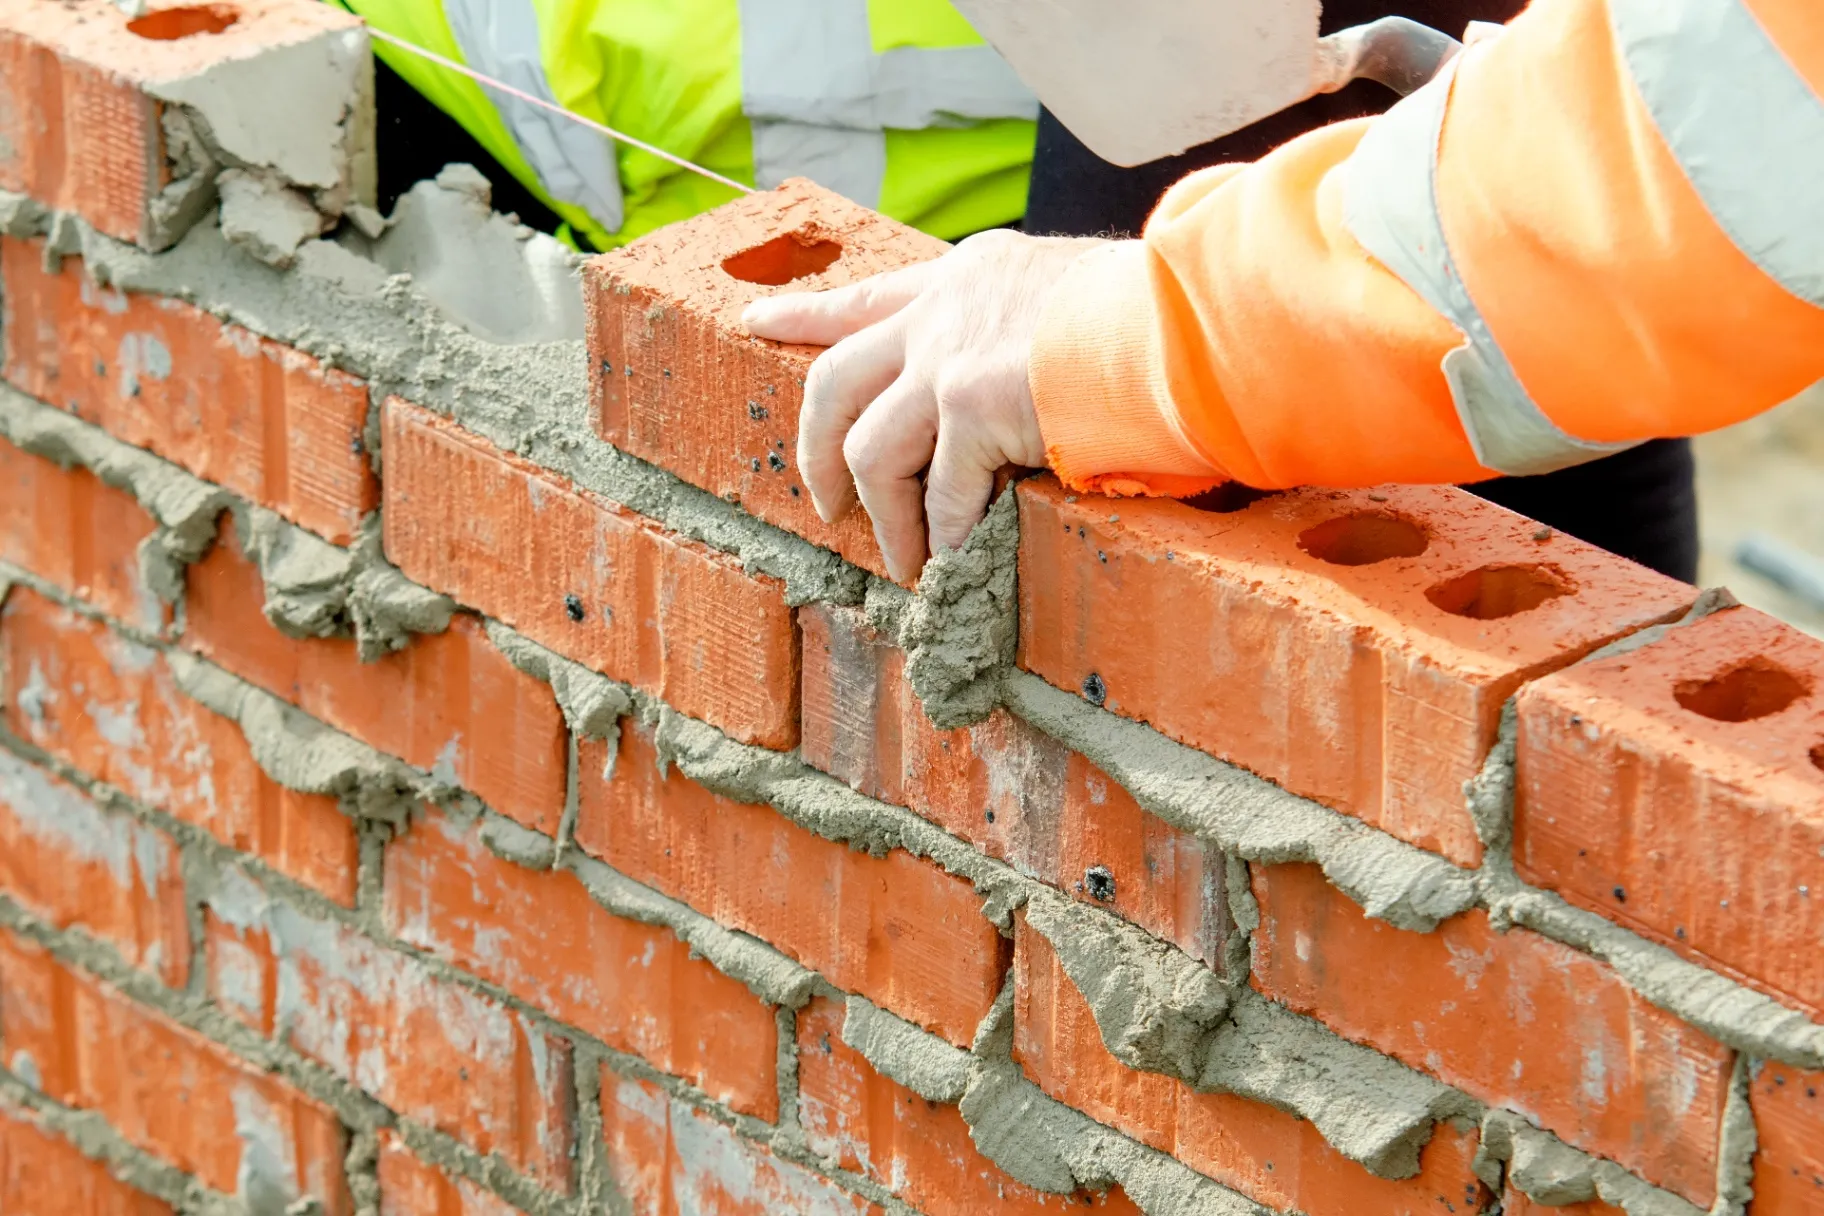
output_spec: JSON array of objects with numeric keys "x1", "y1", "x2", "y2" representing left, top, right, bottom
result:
[
  {"x1": 797, "y1": 320, "x2": 907, "y2": 522},
  {"x1": 741, "y1": 260, "x2": 933, "y2": 347},
  {"x1": 924, "y1": 419, "x2": 998, "y2": 558},
  {"x1": 843, "y1": 376, "x2": 939, "y2": 585}
]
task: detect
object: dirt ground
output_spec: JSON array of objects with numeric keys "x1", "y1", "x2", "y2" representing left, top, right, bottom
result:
[{"x1": 1693, "y1": 384, "x2": 1824, "y2": 637}]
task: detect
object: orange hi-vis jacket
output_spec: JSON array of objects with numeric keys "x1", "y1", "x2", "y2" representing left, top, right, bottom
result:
[{"x1": 1027, "y1": 0, "x2": 1824, "y2": 497}]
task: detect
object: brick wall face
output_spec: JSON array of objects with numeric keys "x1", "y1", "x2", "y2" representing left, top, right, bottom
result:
[{"x1": 0, "y1": 19, "x2": 1818, "y2": 1213}]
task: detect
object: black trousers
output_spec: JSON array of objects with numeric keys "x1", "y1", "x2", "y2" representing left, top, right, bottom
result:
[{"x1": 1023, "y1": 0, "x2": 1699, "y2": 583}]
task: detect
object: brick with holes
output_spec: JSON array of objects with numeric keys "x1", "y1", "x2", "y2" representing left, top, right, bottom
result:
[
  {"x1": 1, "y1": 1097, "x2": 173, "y2": 1215},
  {"x1": 1251, "y1": 862, "x2": 1735, "y2": 1208},
  {"x1": 586, "y1": 179, "x2": 949, "y2": 582},
  {"x1": 383, "y1": 804, "x2": 782, "y2": 1121},
  {"x1": 381, "y1": 397, "x2": 800, "y2": 749},
  {"x1": 0, "y1": 929, "x2": 350, "y2": 1213},
  {"x1": 1516, "y1": 605, "x2": 1824, "y2": 1021},
  {"x1": 1, "y1": 586, "x2": 359, "y2": 905},
  {"x1": 1017, "y1": 477, "x2": 1695, "y2": 867},
  {"x1": 2, "y1": 242, "x2": 376, "y2": 544},
  {"x1": 575, "y1": 720, "x2": 1009, "y2": 1049},
  {"x1": 0, "y1": 749, "x2": 188, "y2": 987},
  {"x1": 800, "y1": 602, "x2": 1230, "y2": 969},
  {"x1": 203, "y1": 866, "x2": 575, "y2": 1190},
  {"x1": 795, "y1": 996, "x2": 1143, "y2": 1216},
  {"x1": 0, "y1": 433, "x2": 167, "y2": 631},
  {"x1": 0, "y1": 0, "x2": 370, "y2": 249},
  {"x1": 184, "y1": 513, "x2": 568, "y2": 835},
  {"x1": 1011, "y1": 915, "x2": 1488, "y2": 1216}
]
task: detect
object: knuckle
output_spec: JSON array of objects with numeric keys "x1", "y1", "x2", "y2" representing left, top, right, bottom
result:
[{"x1": 842, "y1": 429, "x2": 881, "y2": 479}]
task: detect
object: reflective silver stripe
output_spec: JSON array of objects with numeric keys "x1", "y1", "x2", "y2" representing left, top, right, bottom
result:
[
  {"x1": 750, "y1": 121, "x2": 886, "y2": 206},
  {"x1": 1343, "y1": 54, "x2": 1635, "y2": 477},
  {"x1": 444, "y1": 0, "x2": 624, "y2": 232},
  {"x1": 738, "y1": 0, "x2": 1035, "y2": 202},
  {"x1": 1610, "y1": 0, "x2": 1824, "y2": 307}
]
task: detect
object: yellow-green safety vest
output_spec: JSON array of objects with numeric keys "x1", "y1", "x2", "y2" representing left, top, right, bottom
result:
[{"x1": 337, "y1": 0, "x2": 1039, "y2": 248}]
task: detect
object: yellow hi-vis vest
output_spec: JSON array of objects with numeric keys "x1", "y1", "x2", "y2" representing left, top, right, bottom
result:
[{"x1": 338, "y1": 0, "x2": 1039, "y2": 248}]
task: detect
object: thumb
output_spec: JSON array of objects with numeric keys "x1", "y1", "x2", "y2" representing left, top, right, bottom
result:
[{"x1": 742, "y1": 261, "x2": 933, "y2": 347}]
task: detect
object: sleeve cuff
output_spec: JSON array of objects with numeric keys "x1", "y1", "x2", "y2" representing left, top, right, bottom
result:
[{"x1": 1027, "y1": 241, "x2": 1226, "y2": 498}]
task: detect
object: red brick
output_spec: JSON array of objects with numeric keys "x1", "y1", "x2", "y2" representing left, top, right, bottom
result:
[
  {"x1": 376, "y1": 1130, "x2": 520, "y2": 1216},
  {"x1": 1016, "y1": 478, "x2": 1694, "y2": 867},
  {"x1": 184, "y1": 517, "x2": 568, "y2": 834},
  {"x1": 1749, "y1": 1061, "x2": 1824, "y2": 1214},
  {"x1": 1013, "y1": 915, "x2": 1489, "y2": 1216},
  {"x1": 203, "y1": 873, "x2": 574, "y2": 1190},
  {"x1": 0, "y1": 1097, "x2": 173, "y2": 1215},
  {"x1": 0, "y1": 929, "x2": 349, "y2": 1212},
  {"x1": 1, "y1": 586, "x2": 358, "y2": 904},
  {"x1": 382, "y1": 805, "x2": 780, "y2": 1122},
  {"x1": 1502, "y1": 1194, "x2": 1623, "y2": 1216},
  {"x1": 2, "y1": 240, "x2": 375, "y2": 543},
  {"x1": 1515, "y1": 606, "x2": 1824, "y2": 1021},
  {"x1": 599, "y1": 1070, "x2": 879, "y2": 1215},
  {"x1": 795, "y1": 996, "x2": 1142, "y2": 1215},
  {"x1": 801, "y1": 602, "x2": 1229, "y2": 969},
  {"x1": 0, "y1": 436, "x2": 165, "y2": 632},
  {"x1": 1251, "y1": 862, "x2": 1732, "y2": 1207},
  {"x1": 575, "y1": 720, "x2": 1007, "y2": 1049},
  {"x1": 381, "y1": 397, "x2": 799, "y2": 750},
  {"x1": 0, "y1": 0, "x2": 364, "y2": 248},
  {"x1": 0, "y1": 749, "x2": 187, "y2": 987},
  {"x1": 586, "y1": 180, "x2": 948, "y2": 583}
]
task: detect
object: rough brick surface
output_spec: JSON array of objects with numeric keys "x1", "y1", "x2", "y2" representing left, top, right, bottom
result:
[
  {"x1": 204, "y1": 871, "x2": 575, "y2": 1189},
  {"x1": 795, "y1": 996, "x2": 1141, "y2": 1215},
  {"x1": 576, "y1": 721, "x2": 1008, "y2": 1049},
  {"x1": 376, "y1": 1130, "x2": 520, "y2": 1216},
  {"x1": 2, "y1": 242, "x2": 376, "y2": 543},
  {"x1": 587, "y1": 179, "x2": 949, "y2": 582},
  {"x1": 801, "y1": 602, "x2": 1229, "y2": 969},
  {"x1": 1516, "y1": 606, "x2": 1824, "y2": 1020},
  {"x1": 383, "y1": 806, "x2": 780, "y2": 1121},
  {"x1": 382, "y1": 397, "x2": 800, "y2": 749},
  {"x1": 0, "y1": 929, "x2": 350, "y2": 1213},
  {"x1": 1251, "y1": 863, "x2": 1733, "y2": 1207},
  {"x1": 1, "y1": 88, "x2": 1812, "y2": 1216},
  {"x1": 1502, "y1": 1194, "x2": 1624, "y2": 1216},
  {"x1": 0, "y1": 0, "x2": 367, "y2": 248},
  {"x1": 1748, "y1": 1061, "x2": 1824, "y2": 1213},
  {"x1": 1017, "y1": 478, "x2": 1694, "y2": 865},
  {"x1": 1013, "y1": 917, "x2": 1488, "y2": 1216},
  {"x1": 599, "y1": 1070, "x2": 879, "y2": 1215},
  {"x1": 184, "y1": 518, "x2": 568, "y2": 834},
  {"x1": 1, "y1": 587, "x2": 358, "y2": 904},
  {"x1": 0, "y1": 436, "x2": 165, "y2": 631},
  {"x1": 0, "y1": 1097, "x2": 173, "y2": 1215},
  {"x1": 0, "y1": 749, "x2": 188, "y2": 987}
]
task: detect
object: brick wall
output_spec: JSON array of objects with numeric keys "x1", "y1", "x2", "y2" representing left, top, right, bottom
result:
[{"x1": 1, "y1": 4, "x2": 1821, "y2": 1213}]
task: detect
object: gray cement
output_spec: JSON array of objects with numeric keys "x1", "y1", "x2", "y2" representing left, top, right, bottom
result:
[{"x1": 867, "y1": 485, "x2": 1021, "y2": 730}]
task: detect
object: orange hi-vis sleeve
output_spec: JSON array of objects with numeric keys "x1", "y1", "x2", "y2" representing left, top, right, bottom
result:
[{"x1": 1028, "y1": 0, "x2": 1824, "y2": 495}]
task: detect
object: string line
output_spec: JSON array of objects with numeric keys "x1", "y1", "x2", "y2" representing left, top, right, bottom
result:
[{"x1": 364, "y1": 27, "x2": 756, "y2": 196}]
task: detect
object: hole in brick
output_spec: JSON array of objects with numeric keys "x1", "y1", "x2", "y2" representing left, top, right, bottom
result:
[
  {"x1": 722, "y1": 230, "x2": 844, "y2": 286},
  {"x1": 1182, "y1": 483, "x2": 1277, "y2": 514},
  {"x1": 127, "y1": 4, "x2": 239, "y2": 38},
  {"x1": 1298, "y1": 513, "x2": 1430, "y2": 566},
  {"x1": 1811, "y1": 743, "x2": 1824, "y2": 774},
  {"x1": 1673, "y1": 660, "x2": 1810, "y2": 724},
  {"x1": 1425, "y1": 564, "x2": 1572, "y2": 620}
]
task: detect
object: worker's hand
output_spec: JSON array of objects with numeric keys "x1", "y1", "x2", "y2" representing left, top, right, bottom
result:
[{"x1": 742, "y1": 230, "x2": 1109, "y2": 584}]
